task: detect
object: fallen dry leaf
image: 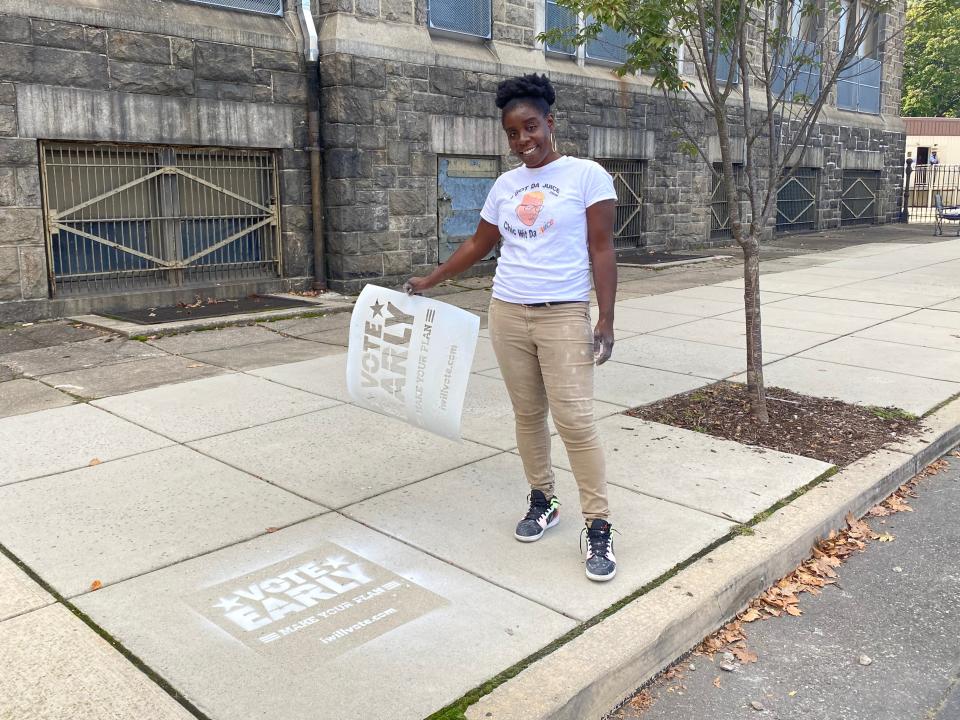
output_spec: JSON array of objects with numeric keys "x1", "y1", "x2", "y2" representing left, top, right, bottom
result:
[
  {"x1": 265, "y1": 526, "x2": 279, "y2": 533},
  {"x1": 885, "y1": 496, "x2": 913, "y2": 513},
  {"x1": 919, "y1": 458, "x2": 949, "y2": 478},
  {"x1": 626, "y1": 690, "x2": 654, "y2": 713},
  {"x1": 646, "y1": 458, "x2": 941, "y2": 717},
  {"x1": 88, "y1": 458, "x2": 101, "y2": 466},
  {"x1": 186, "y1": 363, "x2": 205, "y2": 369},
  {"x1": 90, "y1": 580, "x2": 102, "y2": 591}
]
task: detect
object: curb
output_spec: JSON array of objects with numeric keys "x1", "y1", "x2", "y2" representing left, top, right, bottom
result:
[
  {"x1": 464, "y1": 398, "x2": 960, "y2": 720},
  {"x1": 616, "y1": 255, "x2": 734, "y2": 270},
  {"x1": 69, "y1": 292, "x2": 355, "y2": 338}
]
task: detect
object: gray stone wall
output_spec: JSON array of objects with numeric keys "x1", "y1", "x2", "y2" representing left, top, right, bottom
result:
[
  {"x1": 315, "y1": 0, "x2": 906, "y2": 293},
  {"x1": 0, "y1": 0, "x2": 313, "y2": 320},
  {"x1": 0, "y1": 80, "x2": 45, "y2": 308},
  {"x1": 317, "y1": 50, "x2": 905, "y2": 293}
]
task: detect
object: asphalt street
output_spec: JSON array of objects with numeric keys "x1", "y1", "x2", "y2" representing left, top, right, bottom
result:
[{"x1": 614, "y1": 450, "x2": 960, "y2": 720}]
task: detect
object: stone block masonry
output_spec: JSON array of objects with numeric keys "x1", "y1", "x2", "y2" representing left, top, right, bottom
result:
[
  {"x1": 0, "y1": 3, "x2": 315, "y2": 320},
  {"x1": 0, "y1": 0, "x2": 909, "y2": 313},
  {"x1": 317, "y1": 45, "x2": 905, "y2": 294},
  {"x1": 311, "y1": 0, "x2": 905, "y2": 294}
]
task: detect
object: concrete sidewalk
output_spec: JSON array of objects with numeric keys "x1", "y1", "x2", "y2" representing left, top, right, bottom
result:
[{"x1": 2, "y1": 226, "x2": 960, "y2": 720}]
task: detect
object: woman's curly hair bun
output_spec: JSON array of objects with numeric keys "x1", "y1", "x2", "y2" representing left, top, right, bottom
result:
[{"x1": 495, "y1": 73, "x2": 556, "y2": 111}]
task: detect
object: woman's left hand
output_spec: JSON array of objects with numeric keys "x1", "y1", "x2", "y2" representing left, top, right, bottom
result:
[{"x1": 593, "y1": 319, "x2": 614, "y2": 365}]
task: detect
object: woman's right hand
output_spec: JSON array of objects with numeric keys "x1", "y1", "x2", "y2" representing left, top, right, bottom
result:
[{"x1": 403, "y1": 276, "x2": 434, "y2": 295}]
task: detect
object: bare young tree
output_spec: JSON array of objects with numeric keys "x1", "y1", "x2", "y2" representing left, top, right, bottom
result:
[{"x1": 545, "y1": 0, "x2": 897, "y2": 421}]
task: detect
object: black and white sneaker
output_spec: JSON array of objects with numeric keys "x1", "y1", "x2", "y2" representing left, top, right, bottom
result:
[
  {"x1": 514, "y1": 489, "x2": 560, "y2": 542},
  {"x1": 583, "y1": 519, "x2": 617, "y2": 581}
]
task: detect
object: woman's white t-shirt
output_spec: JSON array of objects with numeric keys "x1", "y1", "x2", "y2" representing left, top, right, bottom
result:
[{"x1": 480, "y1": 156, "x2": 617, "y2": 304}]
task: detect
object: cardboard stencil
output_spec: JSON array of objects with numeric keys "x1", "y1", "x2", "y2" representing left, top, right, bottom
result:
[{"x1": 346, "y1": 285, "x2": 479, "y2": 440}]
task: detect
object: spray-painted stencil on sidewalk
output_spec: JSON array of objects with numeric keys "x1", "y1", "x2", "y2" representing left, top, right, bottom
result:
[
  {"x1": 346, "y1": 284, "x2": 479, "y2": 440},
  {"x1": 187, "y1": 543, "x2": 447, "y2": 660}
]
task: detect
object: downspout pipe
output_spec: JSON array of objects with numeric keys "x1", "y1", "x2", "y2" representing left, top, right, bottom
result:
[{"x1": 297, "y1": 0, "x2": 326, "y2": 291}]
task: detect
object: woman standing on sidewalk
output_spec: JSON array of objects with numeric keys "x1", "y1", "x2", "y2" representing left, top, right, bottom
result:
[{"x1": 405, "y1": 73, "x2": 620, "y2": 581}]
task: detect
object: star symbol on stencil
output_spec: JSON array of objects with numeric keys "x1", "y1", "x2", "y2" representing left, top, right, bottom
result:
[
  {"x1": 213, "y1": 596, "x2": 243, "y2": 612},
  {"x1": 322, "y1": 556, "x2": 351, "y2": 570},
  {"x1": 370, "y1": 300, "x2": 384, "y2": 318}
]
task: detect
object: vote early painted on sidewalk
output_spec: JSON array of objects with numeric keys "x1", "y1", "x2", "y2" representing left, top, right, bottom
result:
[{"x1": 185, "y1": 543, "x2": 447, "y2": 660}]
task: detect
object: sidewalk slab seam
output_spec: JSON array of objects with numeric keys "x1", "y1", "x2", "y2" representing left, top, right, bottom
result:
[
  {"x1": 72, "y1": 513, "x2": 576, "y2": 720},
  {"x1": 463, "y1": 399, "x2": 960, "y2": 720}
]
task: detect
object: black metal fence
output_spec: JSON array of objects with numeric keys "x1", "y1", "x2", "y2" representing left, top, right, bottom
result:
[{"x1": 906, "y1": 164, "x2": 960, "y2": 223}]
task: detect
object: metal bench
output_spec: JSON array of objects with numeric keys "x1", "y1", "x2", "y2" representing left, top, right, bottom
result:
[{"x1": 934, "y1": 193, "x2": 960, "y2": 236}]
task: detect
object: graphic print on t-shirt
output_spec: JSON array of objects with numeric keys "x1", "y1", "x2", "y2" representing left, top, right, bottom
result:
[
  {"x1": 516, "y1": 191, "x2": 544, "y2": 226},
  {"x1": 505, "y1": 182, "x2": 559, "y2": 239}
]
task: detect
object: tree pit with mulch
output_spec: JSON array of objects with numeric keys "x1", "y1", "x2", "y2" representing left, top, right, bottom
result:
[{"x1": 626, "y1": 382, "x2": 922, "y2": 467}]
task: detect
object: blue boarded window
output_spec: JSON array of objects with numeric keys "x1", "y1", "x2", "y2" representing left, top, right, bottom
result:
[
  {"x1": 545, "y1": 0, "x2": 578, "y2": 55},
  {"x1": 585, "y1": 21, "x2": 630, "y2": 64},
  {"x1": 429, "y1": 0, "x2": 492, "y2": 38},
  {"x1": 838, "y1": 57, "x2": 881, "y2": 113},
  {"x1": 771, "y1": 38, "x2": 821, "y2": 102},
  {"x1": 770, "y1": 2, "x2": 821, "y2": 102},
  {"x1": 186, "y1": 0, "x2": 282, "y2": 15},
  {"x1": 714, "y1": 43, "x2": 739, "y2": 84},
  {"x1": 837, "y1": 0, "x2": 881, "y2": 113}
]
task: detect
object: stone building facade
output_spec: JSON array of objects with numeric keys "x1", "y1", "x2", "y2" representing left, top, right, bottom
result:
[
  {"x1": 0, "y1": 0, "x2": 315, "y2": 321},
  {"x1": 0, "y1": 0, "x2": 907, "y2": 316},
  {"x1": 315, "y1": 0, "x2": 908, "y2": 293}
]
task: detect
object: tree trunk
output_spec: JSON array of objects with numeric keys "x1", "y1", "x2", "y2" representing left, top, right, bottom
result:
[{"x1": 742, "y1": 235, "x2": 769, "y2": 423}]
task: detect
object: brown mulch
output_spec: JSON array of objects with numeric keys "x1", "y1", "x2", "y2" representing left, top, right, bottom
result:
[{"x1": 626, "y1": 381, "x2": 922, "y2": 467}]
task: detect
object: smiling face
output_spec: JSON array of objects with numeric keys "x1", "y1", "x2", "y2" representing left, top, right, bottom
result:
[
  {"x1": 516, "y1": 191, "x2": 545, "y2": 226},
  {"x1": 502, "y1": 101, "x2": 559, "y2": 169}
]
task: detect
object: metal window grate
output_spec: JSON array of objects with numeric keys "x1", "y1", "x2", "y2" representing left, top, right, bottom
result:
[
  {"x1": 597, "y1": 159, "x2": 644, "y2": 250},
  {"x1": 545, "y1": 0, "x2": 577, "y2": 55},
  {"x1": 428, "y1": 0, "x2": 492, "y2": 38},
  {"x1": 710, "y1": 163, "x2": 745, "y2": 239},
  {"x1": 840, "y1": 169, "x2": 881, "y2": 226},
  {"x1": 776, "y1": 167, "x2": 819, "y2": 232},
  {"x1": 40, "y1": 142, "x2": 280, "y2": 298},
  {"x1": 585, "y1": 22, "x2": 630, "y2": 64},
  {"x1": 185, "y1": 0, "x2": 283, "y2": 15}
]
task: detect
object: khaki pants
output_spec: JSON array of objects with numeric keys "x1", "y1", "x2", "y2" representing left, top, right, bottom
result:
[{"x1": 488, "y1": 298, "x2": 609, "y2": 521}]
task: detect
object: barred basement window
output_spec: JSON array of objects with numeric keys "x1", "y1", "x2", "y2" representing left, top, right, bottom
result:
[
  {"x1": 40, "y1": 142, "x2": 281, "y2": 297},
  {"x1": 186, "y1": 0, "x2": 283, "y2": 15},
  {"x1": 840, "y1": 169, "x2": 881, "y2": 226},
  {"x1": 710, "y1": 164, "x2": 745, "y2": 240},
  {"x1": 597, "y1": 159, "x2": 644, "y2": 250},
  {"x1": 429, "y1": 0, "x2": 492, "y2": 39},
  {"x1": 776, "y1": 167, "x2": 819, "y2": 232}
]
